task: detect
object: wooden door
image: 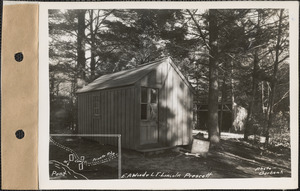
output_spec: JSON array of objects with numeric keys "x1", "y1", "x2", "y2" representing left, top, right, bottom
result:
[{"x1": 140, "y1": 87, "x2": 159, "y2": 145}]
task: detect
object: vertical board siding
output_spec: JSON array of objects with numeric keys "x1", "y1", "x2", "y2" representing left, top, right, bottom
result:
[
  {"x1": 78, "y1": 95, "x2": 82, "y2": 134},
  {"x1": 131, "y1": 88, "x2": 135, "y2": 148},
  {"x1": 125, "y1": 89, "x2": 130, "y2": 148},
  {"x1": 91, "y1": 93, "x2": 94, "y2": 141},
  {"x1": 83, "y1": 94, "x2": 85, "y2": 135},
  {"x1": 79, "y1": 94, "x2": 82, "y2": 134},
  {"x1": 77, "y1": 60, "x2": 193, "y2": 149},
  {"x1": 157, "y1": 64, "x2": 163, "y2": 145},
  {"x1": 186, "y1": 90, "x2": 190, "y2": 143},
  {"x1": 166, "y1": 62, "x2": 172, "y2": 144},
  {"x1": 96, "y1": 91, "x2": 100, "y2": 142},
  {"x1": 117, "y1": 90, "x2": 121, "y2": 146},
  {"x1": 117, "y1": 90, "x2": 122, "y2": 146},
  {"x1": 162, "y1": 63, "x2": 168, "y2": 145},
  {"x1": 110, "y1": 91, "x2": 114, "y2": 145},
  {"x1": 101, "y1": 91, "x2": 104, "y2": 143},
  {"x1": 78, "y1": 86, "x2": 136, "y2": 149},
  {"x1": 114, "y1": 90, "x2": 118, "y2": 145},
  {"x1": 113, "y1": 90, "x2": 117, "y2": 145},
  {"x1": 78, "y1": 95, "x2": 81, "y2": 134},
  {"x1": 86, "y1": 94, "x2": 90, "y2": 136},
  {"x1": 172, "y1": 68, "x2": 177, "y2": 146},
  {"x1": 158, "y1": 60, "x2": 193, "y2": 147},
  {"x1": 106, "y1": 90, "x2": 110, "y2": 144},
  {"x1": 135, "y1": 86, "x2": 140, "y2": 149},
  {"x1": 177, "y1": 81, "x2": 183, "y2": 146},
  {"x1": 129, "y1": 88, "x2": 135, "y2": 148},
  {"x1": 115, "y1": 90, "x2": 118, "y2": 146},
  {"x1": 182, "y1": 85, "x2": 188, "y2": 144},
  {"x1": 89, "y1": 94, "x2": 92, "y2": 136},
  {"x1": 176, "y1": 72, "x2": 180, "y2": 145},
  {"x1": 80, "y1": 95, "x2": 83, "y2": 133},
  {"x1": 99, "y1": 92, "x2": 103, "y2": 143},
  {"x1": 93, "y1": 93, "x2": 98, "y2": 142},
  {"x1": 84, "y1": 94, "x2": 87, "y2": 135},
  {"x1": 186, "y1": 90, "x2": 191, "y2": 143},
  {"x1": 158, "y1": 62, "x2": 167, "y2": 145},
  {"x1": 97, "y1": 91, "x2": 100, "y2": 140},
  {"x1": 104, "y1": 90, "x2": 108, "y2": 144},
  {"x1": 121, "y1": 90, "x2": 125, "y2": 147},
  {"x1": 80, "y1": 94, "x2": 83, "y2": 134},
  {"x1": 121, "y1": 90, "x2": 125, "y2": 145},
  {"x1": 189, "y1": 92, "x2": 194, "y2": 141},
  {"x1": 86, "y1": 94, "x2": 88, "y2": 135}
]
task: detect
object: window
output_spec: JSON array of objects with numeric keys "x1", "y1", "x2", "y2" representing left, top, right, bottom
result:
[
  {"x1": 141, "y1": 87, "x2": 148, "y2": 103},
  {"x1": 93, "y1": 95, "x2": 100, "y2": 116},
  {"x1": 141, "y1": 87, "x2": 158, "y2": 120},
  {"x1": 150, "y1": 89, "x2": 157, "y2": 103},
  {"x1": 141, "y1": 104, "x2": 147, "y2": 120}
]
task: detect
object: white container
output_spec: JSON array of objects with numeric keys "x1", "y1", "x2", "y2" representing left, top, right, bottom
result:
[{"x1": 191, "y1": 139, "x2": 210, "y2": 154}]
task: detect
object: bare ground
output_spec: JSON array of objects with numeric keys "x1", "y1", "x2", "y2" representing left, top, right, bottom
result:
[{"x1": 49, "y1": 134, "x2": 291, "y2": 180}]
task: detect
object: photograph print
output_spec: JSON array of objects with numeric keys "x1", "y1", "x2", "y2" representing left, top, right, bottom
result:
[{"x1": 49, "y1": 8, "x2": 291, "y2": 180}]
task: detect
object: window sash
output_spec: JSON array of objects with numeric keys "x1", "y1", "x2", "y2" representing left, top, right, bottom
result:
[{"x1": 140, "y1": 87, "x2": 158, "y2": 120}]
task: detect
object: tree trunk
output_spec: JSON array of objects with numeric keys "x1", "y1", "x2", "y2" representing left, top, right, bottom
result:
[
  {"x1": 75, "y1": 10, "x2": 86, "y2": 131},
  {"x1": 219, "y1": 68, "x2": 227, "y2": 135},
  {"x1": 244, "y1": 50, "x2": 259, "y2": 140},
  {"x1": 244, "y1": 11, "x2": 261, "y2": 140},
  {"x1": 265, "y1": 9, "x2": 284, "y2": 147},
  {"x1": 71, "y1": 80, "x2": 77, "y2": 132},
  {"x1": 208, "y1": 9, "x2": 220, "y2": 144},
  {"x1": 266, "y1": 82, "x2": 270, "y2": 120},
  {"x1": 261, "y1": 81, "x2": 265, "y2": 113},
  {"x1": 77, "y1": 10, "x2": 86, "y2": 81},
  {"x1": 230, "y1": 61, "x2": 236, "y2": 132},
  {"x1": 89, "y1": 10, "x2": 96, "y2": 80}
]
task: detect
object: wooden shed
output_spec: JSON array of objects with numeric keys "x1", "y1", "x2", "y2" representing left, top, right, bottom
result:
[{"x1": 77, "y1": 57, "x2": 194, "y2": 150}]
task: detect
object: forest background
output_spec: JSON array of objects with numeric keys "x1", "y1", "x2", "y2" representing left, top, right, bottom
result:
[{"x1": 49, "y1": 9, "x2": 290, "y2": 149}]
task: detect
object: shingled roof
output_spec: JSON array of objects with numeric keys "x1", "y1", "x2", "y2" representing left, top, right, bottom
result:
[
  {"x1": 77, "y1": 58, "x2": 167, "y2": 93},
  {"x1": 77, "y1": 57, "x2": 194, "y2": 94}
]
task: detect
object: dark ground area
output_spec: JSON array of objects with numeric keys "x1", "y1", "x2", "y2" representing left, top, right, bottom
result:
[{"x1": 49, "y1": 135, "x2": 291, "y2": 180}]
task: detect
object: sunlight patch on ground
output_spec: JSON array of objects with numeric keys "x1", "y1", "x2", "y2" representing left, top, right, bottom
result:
[{"x1": 192, "y1": 130, "x2": 244, "y2": 140}]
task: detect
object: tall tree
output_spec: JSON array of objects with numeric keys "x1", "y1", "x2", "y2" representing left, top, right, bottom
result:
[
  {"x1": 77, "y1": 10, "x2": 86, "y2": 82},
  {"x1": 89, "y1": 10, "x2": 96, "y2": 80},
  {"x1": 207, "y1": 9, "x2": 220, "y2": 144},
  {"x1": 242, "y1": 10, "x2": 270, "y2": 140},
  {"x1": 265, "y1": 9, "x2": 285, "y2": 146},
  {"x1": 48, "y1": 8, "x2": 290, "y2": 147}
]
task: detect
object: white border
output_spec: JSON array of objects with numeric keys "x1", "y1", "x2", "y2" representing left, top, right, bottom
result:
[{"x1": 38, "y1": 1, "x2": 299, "y2": 190}]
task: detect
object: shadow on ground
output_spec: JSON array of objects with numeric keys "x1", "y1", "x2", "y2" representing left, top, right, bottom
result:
[{"x1": 49, "y1": 136, "x2": 291, "y2": 179}]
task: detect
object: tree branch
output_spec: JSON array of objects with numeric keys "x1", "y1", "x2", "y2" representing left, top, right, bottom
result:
[
  {"x1": 186, "y1": 9, "x2": 211, "y2": 51},
  {"x1": 273, "y1": 90, "x2": 289, "y2": 107}
]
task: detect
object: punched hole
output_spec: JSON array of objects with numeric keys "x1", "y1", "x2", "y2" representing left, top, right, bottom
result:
[
  {"x1": 15, "y1": 130, "x2": 25, "y2": 139},
  {"x1": 15, "y1": 52, "x2": 24, "y2": 62}
]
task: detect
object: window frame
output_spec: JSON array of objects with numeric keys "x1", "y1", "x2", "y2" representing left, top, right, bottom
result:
[{"x1": 140, "y1": 87, "x2": 158, "y2": 121}]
